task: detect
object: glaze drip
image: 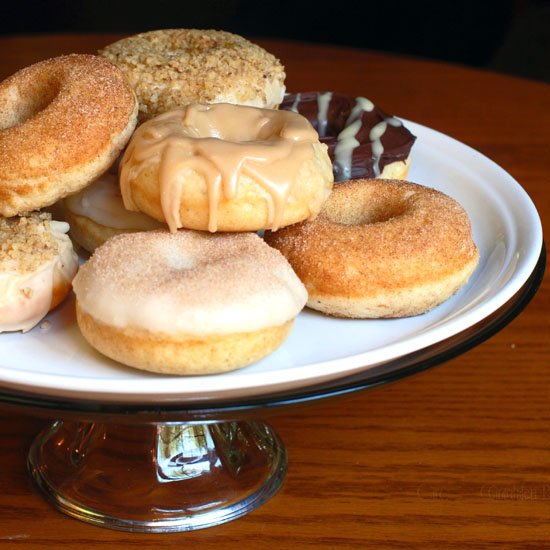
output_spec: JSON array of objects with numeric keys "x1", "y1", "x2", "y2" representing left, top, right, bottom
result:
[{"x1": 120, "y1": 104, "x2": 323, "y2": 232}]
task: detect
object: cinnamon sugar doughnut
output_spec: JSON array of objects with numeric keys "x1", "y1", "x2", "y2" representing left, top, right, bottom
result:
[
  {"x1": 99, "y1": 29, "x2": 286, "y2": 120},
  {"x1": 119, "y1": 103, "x2": 333, "y2": 233},
  {"x1": 0, "y1": 212, "x2": 79, "y2": 333},
  {"x1": 63, "y1": 173, "x2": 164, "y2": 253},
  {"x1": 0, "y1": 54, "x2": 138, "y2": 217},
  {"x1": 264, "y1": 178, "x2": 479, "y2": 318},
  {"x1": 72, "y1": 230, "x2": 307, "y2": 374},
  {"x1": 281, "y1": 92, "x2": 416, "y2": 181}
]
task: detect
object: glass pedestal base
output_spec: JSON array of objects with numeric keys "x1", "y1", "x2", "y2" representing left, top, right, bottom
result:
[{"x1": 27, "y1": 420, "x2": 287, "y2": 532}]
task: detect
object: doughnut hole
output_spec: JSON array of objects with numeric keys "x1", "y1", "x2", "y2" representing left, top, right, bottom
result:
[
  {"x1": 321, "y1": 182, "x2": 412, "y2": 226},
  {"x1": 0, "y1": 75, "x2": 60, "y2": 130}
]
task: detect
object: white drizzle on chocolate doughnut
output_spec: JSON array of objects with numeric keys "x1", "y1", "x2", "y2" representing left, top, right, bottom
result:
[
  {"x1": 282, "y1": 91, "x2": 415, "y2": 181},
  {"x1": 316, "y1": 91, "x2": 332, "y2": 137},
  {"x1": 368, "y1": 117, "x2": 403, "y2": 177}
]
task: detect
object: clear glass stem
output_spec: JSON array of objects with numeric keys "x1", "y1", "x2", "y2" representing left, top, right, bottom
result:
[{"x1": 27, "y1": 419, "x2": 287, "y2": 532}]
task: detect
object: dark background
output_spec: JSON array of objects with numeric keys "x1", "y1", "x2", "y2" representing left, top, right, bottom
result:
[{"x1": 1, "y1": 0, "x2": 549, "y2": 82}]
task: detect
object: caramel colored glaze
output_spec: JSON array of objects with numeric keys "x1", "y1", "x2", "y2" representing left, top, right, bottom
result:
[
  {"x1": 281, "y1": 91, "x2": 416, "y2": 181},
  {"x1": 120, "y1": 104, "x2": 331, "y2": 232}
]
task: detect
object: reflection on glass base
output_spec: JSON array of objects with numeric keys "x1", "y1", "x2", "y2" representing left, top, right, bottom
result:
[{"x1": 27, "y1": 420, "x2": 287, "y2": 532}]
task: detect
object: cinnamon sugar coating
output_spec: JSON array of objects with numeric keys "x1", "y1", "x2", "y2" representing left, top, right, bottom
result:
[
  {"x1": 0, "y1": 54, "x2": 138, "y2": 216},
  {"x1": 99, "y1": 29, "x2": 286, "y2": 119},
  {"x1": 264, "y1": 178, "x2": 479, "y2": 318}
]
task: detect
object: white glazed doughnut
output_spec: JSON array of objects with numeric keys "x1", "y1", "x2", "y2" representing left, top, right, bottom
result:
[
  {"x1": 72, "y1": 230, "x2": 308, "y2": 374},
  {"x1": 63, "y1": 173, "x2": 164, "y2": 253}
]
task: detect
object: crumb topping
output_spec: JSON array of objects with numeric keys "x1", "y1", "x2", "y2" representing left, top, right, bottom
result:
[
  {"x1": 0, "y1": 212, "x2": 58, "y2": 272},
  {"x1": 99, "y1": 29, "x2": 286, "y2": 117}
]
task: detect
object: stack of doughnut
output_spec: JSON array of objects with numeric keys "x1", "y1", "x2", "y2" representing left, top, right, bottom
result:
[
  {"x1": 0, "y1": 29, "x2": 321, "y2": 375},
  {"x1": 0, "y1": 27, "x2": 479, "y2": 375}
]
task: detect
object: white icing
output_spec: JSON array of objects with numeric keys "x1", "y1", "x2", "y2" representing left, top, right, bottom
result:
[
  {"x1": 64, "y1": 173, "x2": 164, "y2": 230},
  {"x1": 73, "y1": 231, "x2": 307, "y2": 336},
  {"x1": 316, "y1": 92, "x2": 332, "y2": 137},
  {"x1": 369, "y1": 117, "x2": 403, "y2": 176},
  {"x1": 289, "y1": 92, "x2": 302, "y2": 112},
  {"x1": 0, "y1": 221, "x2": 78, "y2": 333},
  {"x1": 333, "y1": 96, "x2": 375, "y2": 179},
  {"x1": 333, "y1": 119, "x2": 362, "y2": 180},
  {"x1": 346, "y1": 97, "x2": 374, "y2": 123}
]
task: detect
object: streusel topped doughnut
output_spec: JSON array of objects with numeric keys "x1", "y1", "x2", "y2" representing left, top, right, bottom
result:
[
  {"x1": 0, "y1": 212, "x2": 78, "y2": 333},
  {"x1": 99, "y1": 29, "x2": 286, "y2": 119}
]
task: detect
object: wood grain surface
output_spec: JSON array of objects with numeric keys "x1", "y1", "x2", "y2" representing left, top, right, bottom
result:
[{"x1": 0, "y1": 34, "x2": 549, "y2": 549}]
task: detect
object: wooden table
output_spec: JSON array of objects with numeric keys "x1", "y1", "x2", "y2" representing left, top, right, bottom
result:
[{"x1": 0, "y1": 34, "x2": 548, "y2": 549}]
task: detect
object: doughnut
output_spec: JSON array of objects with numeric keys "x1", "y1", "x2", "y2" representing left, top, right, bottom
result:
[
  {"x1": 0, "y1": 212, "x2": 79, "y2": 333},
  {"x1": 64, "y1": 173, "x2": 165, "y2": 253},
  {"x1": 99, "y1": 29, "x2": 286, "y2": 120},
  {"x1": 280, "y1": 92, "x2": 416, "y2": 182},
  {"x1": 0, "y1": 54, "x2": 138, "y2": 217},
  {"x1": 264, "y1": 178, "x2": 479, "y2": 318},
  {"x1": 72, "y1": 230, "x2": 307, "y2": 374},
  {"x1": 119, "y1": 103, "x2": 334, "y2": 233}
]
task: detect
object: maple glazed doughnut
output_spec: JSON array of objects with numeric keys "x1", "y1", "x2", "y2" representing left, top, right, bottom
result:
[
  {"x1": 281, "y1": 92, "x2": 416, "y2": 182},
  {"x1": 72, "y1": 230, "x2": 308, "y2": 374},
  {"x1": 0, "y1": 54, "x2": 138, "y2": 217},
  {"x1": 0, "y1": 213, "x2": 79, "y2": 333},
  {"x1": 64, "y1": 173, "x2": 164, "y2": 253},
  {"x1": 119, "y1": 103, "x2": 334, "y2": 233},
  {"x1": 100, "y1": 29, "x2": 286, "y2": 120},
  {"x1": 264, "y1": 178, "x2": 479, "y2": 318}
]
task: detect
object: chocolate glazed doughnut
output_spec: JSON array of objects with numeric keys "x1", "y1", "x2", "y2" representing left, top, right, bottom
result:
[{"x1": 281, "y1": 92, "x2": 416, "y2": 182}]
